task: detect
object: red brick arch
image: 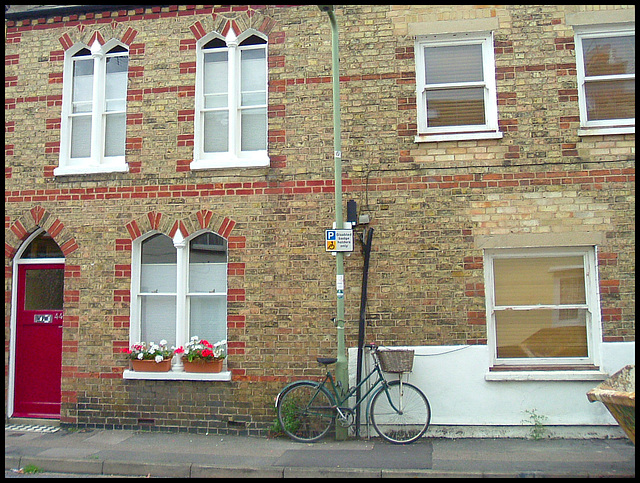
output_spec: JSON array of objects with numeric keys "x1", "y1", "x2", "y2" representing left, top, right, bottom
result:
[{"x1": 5, "y1": 206, "x2": 78, "y2": 260}]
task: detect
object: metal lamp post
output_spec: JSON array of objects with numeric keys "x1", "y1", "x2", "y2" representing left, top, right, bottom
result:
[{"x1": 318, "y1": 5, "x2": 348, "y2": 440}]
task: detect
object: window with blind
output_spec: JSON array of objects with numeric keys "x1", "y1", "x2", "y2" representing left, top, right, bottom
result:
[
  {"x1": 484, "y1": 247, "x2": 602, "y2": 369},
  {"x1": 414, "y1": 32, "x2": 501, "y2": 141},
  {"x1": 574, "y1": 25, "x2": 635, "y2": 133},
  {"x1": 56, "y1": 40, "x2": 129, "y2": 176},
  {"x1": 192, "y1": 30, "x2": 269, "y2": 170}
]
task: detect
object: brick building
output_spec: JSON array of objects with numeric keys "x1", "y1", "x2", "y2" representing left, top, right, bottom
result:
[{"x1": 5, "y1": 5, "x2": 634, "y2": 436}]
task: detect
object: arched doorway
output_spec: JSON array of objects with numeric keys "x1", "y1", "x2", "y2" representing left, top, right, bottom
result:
[{"x1": 10, "y1": 229, "x2": 65, "y2": 419}]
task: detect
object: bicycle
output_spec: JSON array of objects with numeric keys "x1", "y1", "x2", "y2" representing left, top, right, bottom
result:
[{"x1": 275, "y1": 343, "x2": 431, "y2": 444}]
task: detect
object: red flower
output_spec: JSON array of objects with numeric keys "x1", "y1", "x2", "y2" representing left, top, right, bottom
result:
[
  {"x1": 174, "y1": 347, "x2": 184, "y2": 354},
  {"x1": 202, "y1": 349, "x2": 213, "y2": 358}
]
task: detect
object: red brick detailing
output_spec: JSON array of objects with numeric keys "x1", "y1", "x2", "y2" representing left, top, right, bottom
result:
[
  {"x1": 598, "y1": 252, "x2": 618, "y2": 266},
  {"x1": 121, "y1": 27, "x2": 138, "y2": 45},
  {"x1": 88, "y1": 30, "x2": 105, "y2": 46},
  {"x1": 48, "y1": 218, "x2": 64, "y2": 238},
  {"x1": 147, "y1": 211, "x2": 162, "y2": 230},
  {"x1": 125, "y1": 220, "x2": 142, "y2": 240},
  {"x1": 169, "y1": 220, "x2": 189, "y2": 239},
  {"x1": 59, "y1": 33, "x2": 73, "y2": 51},
  {"x1": 600, "y1": 279, "x2": 620, "y2": 295},
  {"x1": 467, "y1": 311, "x2": 486, "y2": 325},
  {"x1": 5, "y1": 242, "x2": 17, "y2": 259},
  {"x1": 196, "y1": 209, "x2": 214, "y2": 230},
  {"x1": 218, "y1": 217, "x2": 236, "y2": 239},
  {"x1": 30, "y1": 206, "x2": 45, "y2": 224},
  {"x1": 189, "y1": 21, "x2": 207, "y2": 40},
  {"x1": 115, "y1": 238, "x2": 132, "y2": 251},
  {"x1": 10, "y1": 220, "x2": 28, "y2": 240},
  {"x1": 60, "y1": 239, "x2": 79, "y2": 256}
]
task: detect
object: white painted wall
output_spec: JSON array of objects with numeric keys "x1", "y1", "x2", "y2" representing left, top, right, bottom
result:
[{"x1": 348, "y1": 342, "x2": 634, "y2": 429}]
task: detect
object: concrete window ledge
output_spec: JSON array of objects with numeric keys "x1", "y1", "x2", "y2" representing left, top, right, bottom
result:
[
  {"x1": 485, "y1": 370, "x2": 609, "y2": 381},
  {"x1": 122, "y1": 369, "x2": 232, "y2": 381}
]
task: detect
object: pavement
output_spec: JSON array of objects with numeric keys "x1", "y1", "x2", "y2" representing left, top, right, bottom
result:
[{"x1": 5, "y1": 423, "x2": 635, "y2": 478}]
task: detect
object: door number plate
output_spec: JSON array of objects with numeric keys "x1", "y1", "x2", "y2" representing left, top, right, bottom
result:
[{"x1": 34, "y1": 314, "x2": 52, "y2": 323}]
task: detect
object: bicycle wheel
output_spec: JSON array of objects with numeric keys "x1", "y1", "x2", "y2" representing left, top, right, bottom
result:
[
  {"x1": 277, "y1": 381, "x2": 335, "y2": 443},
  {"x1": 369, "y1": 380, "x2": 431, "y2": 444}
]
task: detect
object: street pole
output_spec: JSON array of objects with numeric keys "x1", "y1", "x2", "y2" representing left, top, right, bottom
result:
[{"x1": 319, "y1": 5, "x2": 348, "y2": 440}]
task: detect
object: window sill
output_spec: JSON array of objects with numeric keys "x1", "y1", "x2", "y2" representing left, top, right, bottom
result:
[
  {"x1": 414, "y1": 130, "x2": 503, "y2": 143},
  {"x1": 578, "y1": 126, "x2": 634, "y2": 137},
  {"x1": 485, "y1": 368, "x2": 608, "y2": 381},
  {"x1": 191, "y1": 153, "x2": 269, "y2": 170},
  {"x1": 53, "y1": 163, "x2": 129, "y2": 177},
  {"x1": 122, "y1": 369, "x2": 232, "y2": 381}
]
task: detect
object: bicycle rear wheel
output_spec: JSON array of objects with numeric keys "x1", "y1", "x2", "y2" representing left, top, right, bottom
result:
[
  {"x1": 369, "y1": 380, "x2": 430, "y2": 444},
  {"x1": 277, "y1": 381, "x2": 335, "y2": 443}
]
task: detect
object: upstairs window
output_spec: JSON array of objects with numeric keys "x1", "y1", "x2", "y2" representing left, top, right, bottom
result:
[
  {"x1": 56, "y1": 40, "x2": 129, "y2": 176},
  {"x1": 574, "y1": 25, "x2": 635, "y2": 135},
  {"x1": 414, "y1": 32, "x2": 501, "y2": 142},
  {"x1": 192, "y1": 31, "x2": 269, "y2": 170}
]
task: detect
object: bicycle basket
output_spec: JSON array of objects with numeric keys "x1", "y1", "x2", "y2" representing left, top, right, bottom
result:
[{"x1": 377, "y1": 348, "x2": 414, "y2": 373}]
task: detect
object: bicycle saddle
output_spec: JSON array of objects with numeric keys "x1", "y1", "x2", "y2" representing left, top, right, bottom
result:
[{"x1": 317, "y1": 357, "x2": 337, "y2": 365}]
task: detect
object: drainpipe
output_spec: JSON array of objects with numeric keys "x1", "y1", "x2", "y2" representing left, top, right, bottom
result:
[{"x1": 319, "y1": 5, "x2": 348, "y2": 440}]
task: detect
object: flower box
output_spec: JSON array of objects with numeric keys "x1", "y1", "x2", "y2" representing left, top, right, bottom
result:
[
  {"x1": 182, "y1": 358, "x2": 224, "y2": 373},
  {"x1": 131, "y1": 359, "x2": 172, "y2": 372}
]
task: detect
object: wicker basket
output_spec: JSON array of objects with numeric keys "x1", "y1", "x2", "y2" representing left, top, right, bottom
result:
[{"x1": 377, "y1": 348, "x2": 414, "y2": 373}]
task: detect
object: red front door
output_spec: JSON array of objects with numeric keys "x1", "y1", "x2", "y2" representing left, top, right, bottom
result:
[{"x1": 14, "y1": 263, "x2": 64, "y2": 419}]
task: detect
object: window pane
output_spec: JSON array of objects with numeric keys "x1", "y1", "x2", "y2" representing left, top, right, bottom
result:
[
  {"x1": 585, "y1": 79, "x2": 635, "y2": 121},
  {"x1": 241, "y1": 48, "x2": 266, "y2": 106},
  {"x1": 72, "y1": 59, "x2": 94, "y2": 113},
  {"x1": 203, "y1": 111, "x2": 229, "y2": 152},
  {"x1": 494, "y1": 256, "x2": 585, "y2": 306},
  {"x1": 241, "y1": 108, "x2": 267, "y2": 151},
  {"x1": 189, "y1": 296, "x2": 227, "y2": 343},
  {"x1": 189, "y1": 232, "x2": 227, "y2": 263},
  {"x1": 22, "y1": 232, "x2": 64, "y2": 259},
  {"x1": 70, "y1": 115, "x2": 92, "y2": 158},
  {"x1": 140, "y1": 295, "x2": 176, "y2": 347},
  {"x1": 426, "y1": 87, "x2": 485, "y2": 127},
  {"x1": 141, "y1": 235, "x2": 176, "y2": 292},
  {"x1": 582, "y1": 35, "x2": 635, "y2": 77},
  {"x1": 104, "y1": 113, "x2": 126, "y2": 157},
  {"x1": 204, "y1": 51, "x2": 228, "y2": 108},
  {"x1": 495, "y1": 309, "x2": 588, "y2": 358},
  {"x1": 189, "y1": 232, "x2": 227, "y2": 293},
  {"x1": 424, "y1": 44, "x2": 483, "y2": 84},
  {"x1": 105, "y1": 55, "x2": 128, "y2": 112},
  {"x1": 24, "y1": 269, "x2": 64, "y2": 311}
]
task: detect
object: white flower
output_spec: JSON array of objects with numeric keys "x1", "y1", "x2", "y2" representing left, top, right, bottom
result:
[
  {"x1": 160, "y1": 339, "x2": 167, "y2": 346},
  {"x1": 154, "y1": 354, "x2": 164, "y2": 363},
  {"x1": 137, "y1": 353, "x2": 144, "y2": 360}
]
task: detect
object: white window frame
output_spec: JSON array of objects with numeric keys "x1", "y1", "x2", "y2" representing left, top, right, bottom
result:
[
  {"x1": 125, "y1": 229, "x2": 231, "y2": 381},
  {"x1": 191, "y1": 29, "x2": 269, "y2": 170},
  {"x1": 574, "y1": 24, "x2": 635, "y2": 136},
  {"x1": 414, "y1": 31, "x2": 502, "y2": 143},
  {"x1": 483, "y1": 246, "x2": 603, "y2": 374},
  {"x1": 56, "y1": 39, "x2": 129, "y2": 176}
]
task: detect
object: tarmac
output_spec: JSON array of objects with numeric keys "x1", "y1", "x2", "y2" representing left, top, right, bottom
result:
[{"x1": 5, "y1": 422, "x2": 635, "y2": 478}]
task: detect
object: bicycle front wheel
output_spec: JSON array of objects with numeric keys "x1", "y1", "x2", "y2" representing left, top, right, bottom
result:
[
  {"x1": 277, "y1": 381, "x2": 335, "y2": 443},
  {"x1": 369, "y1": 380, "x2": 431, "y2": 444}
]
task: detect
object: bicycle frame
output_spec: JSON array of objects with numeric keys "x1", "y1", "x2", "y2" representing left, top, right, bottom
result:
[{"x1": 276, "y1": 349, "x2": 403, "y2": 422}]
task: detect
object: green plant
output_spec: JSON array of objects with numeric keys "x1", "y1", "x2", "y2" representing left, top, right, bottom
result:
[
  {"x1": 22, "y1": 464, "x2": 42, "y2": 474},
  {"x1": 522, "y1": 408, "x2": 548, "y2": 440},
  {"x1": 270, "y1": 394, "x2": 303, "y2": 437}
]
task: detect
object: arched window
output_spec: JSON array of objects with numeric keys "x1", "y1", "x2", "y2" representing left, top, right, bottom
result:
[
  {"x1": 131, "y1": 231, "x2": 228, "y2": 354},
  {"x1": 56, "y1": 40, "x2": 129, "y2": 176},
  {"x1": 192, "y1": 30, "x2": 269, "y2": 170}
]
